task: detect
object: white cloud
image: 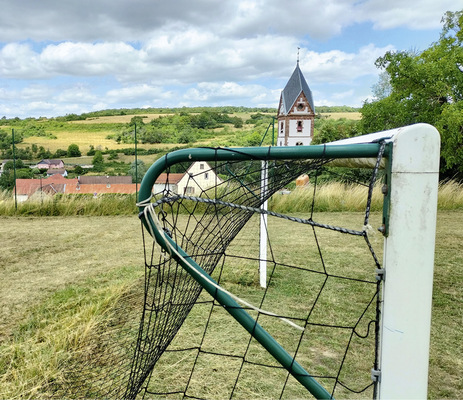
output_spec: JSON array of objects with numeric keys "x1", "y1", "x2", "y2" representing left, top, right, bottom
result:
[
  {"x1": 299, "y1": 44, "x2": 395, "y2": 83},
  {"x1": 356, "y1": 0, "x2": 461, "y2": 30},
  {"x1": 0, "y1": 0, "x2": 456, "y2": 44},
  {"x1": 105, "y1": 84, "x2": 173, "y2": 105},
  {"x1": 0, "y1": 43, "x2": 45, "y2": 79},
  {"x1": 0, "y1": 0, "x2": 457, "y2": 118}
]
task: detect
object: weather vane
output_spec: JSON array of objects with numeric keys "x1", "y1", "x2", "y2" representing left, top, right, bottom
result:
[{"x1": 297, "y1": 47, "x2": 300, "y2": 64}]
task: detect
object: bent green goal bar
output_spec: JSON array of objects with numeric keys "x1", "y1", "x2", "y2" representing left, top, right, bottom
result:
[{"x1": 137, "y1": 123, "x2": 440, "y2": 399}]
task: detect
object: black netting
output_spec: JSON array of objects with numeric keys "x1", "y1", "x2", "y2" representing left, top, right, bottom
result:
[{"x1": 47, "y1": 144, "x2": 386, "y2": 399}]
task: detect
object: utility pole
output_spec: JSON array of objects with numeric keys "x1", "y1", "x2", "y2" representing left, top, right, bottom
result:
[
  {"x1": 12, "y1": 128, "x2": 17, "y2": 210},
  {"x1": 134, "y1": 123, "x2": 138, "y2": 200}
]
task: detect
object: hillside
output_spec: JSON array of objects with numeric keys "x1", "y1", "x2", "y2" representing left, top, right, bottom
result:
[{"x1": 0, "y1": 106, "x2": 361, "y2": 189}]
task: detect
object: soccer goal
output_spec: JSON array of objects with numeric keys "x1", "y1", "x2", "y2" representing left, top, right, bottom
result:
[
  {"x1": 47, "y1": 123, "x2": 439, "y2": 399},
  {"x1": 130, "y1": 123, "x2": 439, "y2": 399}
]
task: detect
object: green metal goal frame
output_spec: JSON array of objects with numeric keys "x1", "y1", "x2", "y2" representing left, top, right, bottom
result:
[{"x1": 138, "y1": 123, "x2": 440, "y2": 399}]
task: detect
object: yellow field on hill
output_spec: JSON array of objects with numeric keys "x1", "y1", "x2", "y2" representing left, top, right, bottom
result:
[
  {"x1": 70, "y1": 113, "x2": 172, "y2": 124},
  {"x1": 20, "y1": 132, "x2": 119, "y2": 153},
  {"x1": 320, "y1": 112, "x2": 361, "y2": 120},
  {"x1": 69, "y1": 112, "x2": 360, "y2": 125},
  {"x1": 19, "y1": 132, "x2": 181, "y2": 154}
]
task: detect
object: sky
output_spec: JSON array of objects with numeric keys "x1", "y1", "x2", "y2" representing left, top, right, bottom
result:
[{"x1": 0, "y1": 0, "x2": 462, "y2": 119}]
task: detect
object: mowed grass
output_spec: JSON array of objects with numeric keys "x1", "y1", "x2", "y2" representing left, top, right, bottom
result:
[{"x1": 0, "y1": 211, "x2": 461, "y2": 399}]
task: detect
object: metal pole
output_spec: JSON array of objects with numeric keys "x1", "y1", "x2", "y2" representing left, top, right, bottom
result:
[
  {"x1": 259, "y1": 160, "x2": 268, "y2": 288},
  {"x1": 272, "y1": 116, "x2": 275, "y2": 146},
  {"x1": 134, "y1": 123, "x2": 138, "y2": 199},
  {"x1": 12, "y1": 129, "x2": 17, "y2": 210}
]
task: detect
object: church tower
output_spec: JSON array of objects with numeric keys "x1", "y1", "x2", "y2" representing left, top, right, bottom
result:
[{"x1": 276, "y1": 62, "x2": 315, "y2": 146}]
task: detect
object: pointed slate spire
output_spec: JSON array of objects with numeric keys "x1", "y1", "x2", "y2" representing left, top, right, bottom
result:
[{"x1": 280, "y1": 63, "x2": 315, "y2": 116}]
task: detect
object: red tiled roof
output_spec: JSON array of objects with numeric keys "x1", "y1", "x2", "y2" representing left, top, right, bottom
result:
[
  {"x1": 44, "y1": 174, "x2": 74, "y2": 184},
  {"x1": 14, "y1": 176, "x2": 78, "y2": 195},
  {"x1": 66, "y1": 183, "x2": 137, "y2": 194},
  {"x1": 79, "y1": 175, "x2": 132, "y2": 184},
  {"x1": 155, "y1": 173, "x2": 184, "y2": 184},
  {"x1": 14, "y1": 179, "x2": 41, "y2": 196}
]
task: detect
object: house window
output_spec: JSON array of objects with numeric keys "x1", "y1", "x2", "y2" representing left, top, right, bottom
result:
[
  {"x1": 297, "y1": 103, "x2": 304, "y2": 110},
  {"x1": 185, "y1": 186, "x2": 194, "y2": 194},
  {"x1": 297, "y1": 121, "x2": 303, "y2": 132},
  {"x1": 200, "y1": 163, "x2": 204, "y2": 170},
  {"x1": 204, "y1": 172, "x2": 209, "y2": 180},
  {"x1": 296, "y1": 142, "x2": 303, "y2": 146},
  {"x1": 280, "y1": 122, "x2": 284, "y2": 133}
]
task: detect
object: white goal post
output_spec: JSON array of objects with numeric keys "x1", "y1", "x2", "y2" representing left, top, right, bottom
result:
[{"x1": 329, "y1": 123, "x2": 440, "y2": 399}]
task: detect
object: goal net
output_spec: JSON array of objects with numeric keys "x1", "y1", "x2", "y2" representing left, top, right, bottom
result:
[{"x1": 48, "y1": 124, "x2": 439, "y2": 399}]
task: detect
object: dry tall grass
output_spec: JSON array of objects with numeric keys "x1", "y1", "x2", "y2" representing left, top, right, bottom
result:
[
  {"x1": 437, "y1": 180, "x2": 463, "y2": 210},
  {"x1": 270, "y1": 182, "x2": 384, "y2": 214},
  {"x1": 2, "y1": 180, "x2": 462, "y2": 217}
]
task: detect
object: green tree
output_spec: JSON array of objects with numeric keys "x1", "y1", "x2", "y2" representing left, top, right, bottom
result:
[
  {"x1": 74, "y1": 165, "x2": 85, "y2": 175},
  {"x1": 360, "y1": 10, "x2": 463, "y2": 177},
  {"x1": 129, "y1": 160, "x2": 147, "y2": 183},
  {"x1": 92, "y1": 151, "x2": 105, "y2": 172},
  {"x1": 67, "y1": 143, "x2": 81, "y2": 157},
  {"x1": 37, "y1": 146, "x2": 52, "y2": 159},
  {"x1": 312, "y1": 119, "x2": 359, "y2": 144},
  {"x1": 0, "y1": 161, "x2": 33, "y2": 191}
]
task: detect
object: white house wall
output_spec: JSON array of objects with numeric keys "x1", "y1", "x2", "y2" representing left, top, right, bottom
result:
[
  {"x1": 177, "y1": 162, "x2": 221, "y2": 195},
  {"x1": 152, "y1": 183, "x2": 178, "y2": 194}
]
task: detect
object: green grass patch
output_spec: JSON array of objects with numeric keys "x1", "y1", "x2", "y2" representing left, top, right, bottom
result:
[{"x1": 0, "y1": 212, "x2": 461, "y2": 398}]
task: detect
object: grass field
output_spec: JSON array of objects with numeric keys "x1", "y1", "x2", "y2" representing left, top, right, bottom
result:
[{"x1": 0, "y1": 210, "x2": 461, "y2": 399}]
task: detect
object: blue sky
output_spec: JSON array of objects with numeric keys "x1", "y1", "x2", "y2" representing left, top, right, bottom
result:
[{"x1": 0, "y1": 0, "x2": 461, "y2": 119}]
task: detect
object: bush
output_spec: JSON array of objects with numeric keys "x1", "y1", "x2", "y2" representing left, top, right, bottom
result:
[{"x1": 67, "y1": 144, "x2": 81, "y2": 157}]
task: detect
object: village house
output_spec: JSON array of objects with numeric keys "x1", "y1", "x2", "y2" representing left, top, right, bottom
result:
[
  {"x1": 35, "y1": 159, "x2": 65, "y2": 170},
  {"x1": 177, "y1": 161, "x2": 222, "y2": 195},
  {"x1": 0, "y1": 160, "x2": 7, "y2": 177},
  {"x1": 152, "y1": 173, "x2": 184, "y2": 195},
  {"x1": 46, "y1": 169, "x2": 68, "y2": 177},
  {"x1": 152, "y1": 162, "x2": 222, "y2": 195},
  {"x1": 78, "y1": 175, "x2": 132, "y2": 185},
  {"x1": 14, "y1": 162, "x2": 221, "y2": 201},
  {"x1": 14, "y1": 174, "x2": 77, "y2": 202},
  {"x1": 13, "y1": 174, "x2": 137, "y2": 201}
]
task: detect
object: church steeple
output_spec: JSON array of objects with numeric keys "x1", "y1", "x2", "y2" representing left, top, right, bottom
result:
[{"x1": 277, "y1": 62, "x2": 315, "y2": 146}]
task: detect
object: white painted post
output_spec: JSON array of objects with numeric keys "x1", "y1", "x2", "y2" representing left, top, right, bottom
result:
[
  {"x1": 259, "y1": 160, "x2": 268, "y2": 288},
  {"x1": 378, "y1": 124, "x2": 440, "y2": 399}
]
